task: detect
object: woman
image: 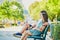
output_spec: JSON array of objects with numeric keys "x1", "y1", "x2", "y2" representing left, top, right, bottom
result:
[{"x1": 21, "y1": 10, "x2": 49, "y2": 40}]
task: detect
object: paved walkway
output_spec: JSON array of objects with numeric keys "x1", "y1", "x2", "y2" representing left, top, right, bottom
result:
[{"x1": 0, "y1": 26, "x2": 52, "y2": 40}]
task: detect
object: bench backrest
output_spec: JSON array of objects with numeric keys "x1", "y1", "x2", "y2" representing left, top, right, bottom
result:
[{"x1": 41, "y1": 25, "x2": 50, "y2": 38}]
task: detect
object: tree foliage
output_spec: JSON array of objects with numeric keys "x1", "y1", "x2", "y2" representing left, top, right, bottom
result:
[
  {"x1": 0, "y1": 0, "x2": 24, "y2": 21},
  {"x1": 29, "y1": 0, "x2": 60, "y2": 21}
]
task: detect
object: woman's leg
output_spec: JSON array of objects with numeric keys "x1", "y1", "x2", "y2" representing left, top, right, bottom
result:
[
  {"x1": 23, "y1": 34, "x2": 29, "y2": 40},
  {"x1": 20, "y1": 24, "x2": 30, "y2": 33},
  {"x1": 21, "y1": 31, "x2": 32, "y2": 40},
  {"x1": 21, "y1": 31, "x2": 27, "y2": 40}
]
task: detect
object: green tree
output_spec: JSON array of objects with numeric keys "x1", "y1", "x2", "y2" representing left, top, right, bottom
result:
[
  {"x1": 29, "y1": 0, "x2": 60, "y2": 21},
  {"x1": 9, "y1": 1, "x2": 24, "y2": 21},
  {"x1": 46, "y1": 0, "x2": 60, "y2": 21},
  {"x1": 0, "y1": 0, "x2": 24, "y2": 21}
]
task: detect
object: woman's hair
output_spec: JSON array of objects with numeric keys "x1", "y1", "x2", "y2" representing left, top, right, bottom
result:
[{"x1": 41, "y1": 10, "x2": 48, "y2": 22}]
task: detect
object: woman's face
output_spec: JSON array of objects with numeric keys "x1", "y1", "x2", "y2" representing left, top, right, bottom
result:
[{"x1": 40, "y1": 13, "x2": 44, "y2": 21}]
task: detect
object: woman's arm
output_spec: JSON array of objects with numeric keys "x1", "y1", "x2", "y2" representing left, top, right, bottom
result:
[
  {"x1": 35, "y1": 22, "x2": 48, "y2": 32},
  {"x1": 32, "y1": 24, "x2": 36, "y2": 28}
]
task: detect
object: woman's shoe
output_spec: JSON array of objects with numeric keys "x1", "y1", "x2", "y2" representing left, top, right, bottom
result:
[
  {"x1": 13, "y1": 33, "x2": 22, "y2": 38},
  {"x1": 15, "y1": 33, "x2": 22, "y2": 35}
]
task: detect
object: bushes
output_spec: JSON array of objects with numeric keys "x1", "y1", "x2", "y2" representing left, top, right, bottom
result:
[{"x1": 53, "y1": 23, "x2": 60, "y2": 40}]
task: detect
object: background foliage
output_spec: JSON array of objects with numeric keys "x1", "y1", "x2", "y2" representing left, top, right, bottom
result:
[
  {"x1": 0, "y1": 0, "x2": 24, "y2": 21},
  {"x1": 29, "y1": 0, "x2": 60, "y2": 21}
]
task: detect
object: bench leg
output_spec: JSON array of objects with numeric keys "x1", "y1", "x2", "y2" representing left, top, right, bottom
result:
[
  {"x1": 34, "y1": 38, "x2": 36, "y2": 40},
  {"x1": 34, "y1": 39, "x2": 42, "y2": 40},
  {"x1": 33, "y1": 38, "x2": 46, "y2": 40},
  {"x1": 42, "y1": 38, "x2": 45, "y2": 40}
]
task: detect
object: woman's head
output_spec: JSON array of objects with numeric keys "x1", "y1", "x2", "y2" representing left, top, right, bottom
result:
[{"x1": 40, "y1": 10, "x2": 48, "y2": 22}]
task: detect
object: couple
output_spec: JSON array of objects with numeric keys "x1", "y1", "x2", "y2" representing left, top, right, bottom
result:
[{"x1": 19, "y1": 10, "x2": 49, "y2": 40}]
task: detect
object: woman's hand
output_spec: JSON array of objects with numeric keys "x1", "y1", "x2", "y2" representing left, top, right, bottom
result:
[
  {"x1": 32, "y1": 27, "x2": 41, "y2": 32},
  {"x1": 39, "y1": 22, "x2": 48, "y2": 32},
  {"x1": 32, "y1": 27, "x2": 37, "y2": 30},
  {"x1": 43, "y1": 22, "x2": 48, "y2": 26}
]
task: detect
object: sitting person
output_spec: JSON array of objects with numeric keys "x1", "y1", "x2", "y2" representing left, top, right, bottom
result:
[
  {"x1": 16, "y1": 15, "x2": 36, "y2": 35},
  {"x1": 21, "y1": 10, "x2": 49, "y2": 40}
]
